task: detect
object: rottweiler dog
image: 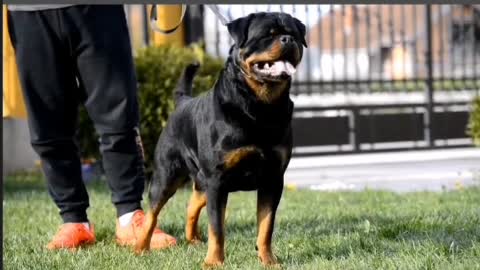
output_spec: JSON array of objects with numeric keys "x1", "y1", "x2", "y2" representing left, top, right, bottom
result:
[{"x1": 135, "y1": 12, "x2": 306, "y2": 267}]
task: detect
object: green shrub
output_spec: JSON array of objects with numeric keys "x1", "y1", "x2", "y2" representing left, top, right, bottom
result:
[
  {"x1": 78, "y1": 44, "x2": 224, "y2": 174},
  {"x1": 467, "y1": 96, "x2": 480, "y2": 146},
  {"x1": 77, "y1": 106, "x2": 98, "y2": 163}
]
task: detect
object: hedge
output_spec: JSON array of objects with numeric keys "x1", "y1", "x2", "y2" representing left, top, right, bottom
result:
[
  {"x1": 467, "y1": 96, "x2": 480, "y2": 146},
  {"x1": 77, "y1": 44, "x2": 224, "y2": 174}
]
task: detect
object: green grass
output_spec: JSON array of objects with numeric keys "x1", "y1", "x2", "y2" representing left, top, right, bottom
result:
[{"x1": 4, "y1": 171, "x2": 480, "y2": 270}]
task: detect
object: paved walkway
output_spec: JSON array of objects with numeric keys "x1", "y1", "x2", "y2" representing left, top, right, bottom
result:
[{"x1": 285, "y1": 148, "x2": 480, "y2": 192}]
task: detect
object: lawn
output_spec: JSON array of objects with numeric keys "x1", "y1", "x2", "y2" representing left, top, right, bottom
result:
[{"x1": 3, "y1": 171, "x2": 480, "y2": 270}]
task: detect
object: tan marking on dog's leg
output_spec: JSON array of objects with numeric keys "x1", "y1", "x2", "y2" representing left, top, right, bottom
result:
[
  {"x1": 257, "y1": 187, "x2": 281, "y2": 266},
  {"x1": 134, "y1": 204, "x2": 162, "y2": 254},
  {"x1": 204, "y1": 202, "x2": 227, "y2": 267},
  {"x1": 257, "y1": 200, "x2": 279, "y2": 266},
  {"x1": 186, "y1": 184, "x2": 207, "y2": 244},
  {"x1": 224, "y1": 146, "x2": 260, "y2": 169}
]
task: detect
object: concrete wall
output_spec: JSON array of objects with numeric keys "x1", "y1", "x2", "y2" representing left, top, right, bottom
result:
[{"x1": 3, "y1": 118, "x2": 37, "y2": 175}]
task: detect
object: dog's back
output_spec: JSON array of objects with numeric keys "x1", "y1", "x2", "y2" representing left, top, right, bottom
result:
[{"x1": 149, "y1": 62, "x2": 210, "y2": 194}]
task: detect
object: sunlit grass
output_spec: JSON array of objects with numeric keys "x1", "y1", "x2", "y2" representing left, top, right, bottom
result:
[{"x1": 4, "y1": 171, "x2": 480, "y2": 270}]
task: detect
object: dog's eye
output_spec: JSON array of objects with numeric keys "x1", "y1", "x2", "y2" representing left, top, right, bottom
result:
[{"x1": 270, "y1": 29, "x2": 277, "y2": 36}]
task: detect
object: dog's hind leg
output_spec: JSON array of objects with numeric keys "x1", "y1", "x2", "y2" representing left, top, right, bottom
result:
[
  {"x1": 256, "y1": 179, "x2": 284, "y2": 266},
  {"x1": 134, "y1": 168, "x2": 183, "y2": 254},
  {"x1": 186, "y1": 182, "x2": 207, "y2": 244},
  {"x1": 203, "y1": 185, "x2": 229, "y2": 267}
]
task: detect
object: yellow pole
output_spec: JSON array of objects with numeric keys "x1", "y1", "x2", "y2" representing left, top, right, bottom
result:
[
  {"x1": 3, "y1": 5, "x2": 27, "y2": 119},
  {"x1": 150, "y1": 5, "x2": 185, "y2": 47}
]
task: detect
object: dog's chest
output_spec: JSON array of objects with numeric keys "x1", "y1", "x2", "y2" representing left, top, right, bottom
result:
[{"x1": 219, "y1": 145, "x2": 288, "y2": 191}]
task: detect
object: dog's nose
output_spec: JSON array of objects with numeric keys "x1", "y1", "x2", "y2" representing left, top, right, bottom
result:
[{"x1": 280, "y1": 35, "x2": 294, "y2": 45}]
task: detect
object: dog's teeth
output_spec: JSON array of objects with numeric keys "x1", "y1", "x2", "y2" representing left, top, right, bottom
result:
[
  {"x1": 285, "y1": 62, "x2": 296, "y2": 75},
  {"x1": 264, "y1": 63, "x2": 270, "y2": 69}
]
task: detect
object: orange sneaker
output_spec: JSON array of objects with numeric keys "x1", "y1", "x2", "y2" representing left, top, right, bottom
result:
[
  {"x1": 46, "y1": 223, "x2": 95, "y2": 250},
  {"x1": 115, "y1": 210, "x2": 177, "y2": 249}
]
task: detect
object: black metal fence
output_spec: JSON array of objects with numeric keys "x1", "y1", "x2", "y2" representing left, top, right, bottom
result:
[{"x1": 126, "y1": 5, "x2": 480, "y2": 156}]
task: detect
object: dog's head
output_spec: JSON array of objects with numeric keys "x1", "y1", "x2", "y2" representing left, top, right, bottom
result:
[{"x1": 227, "y1": 12, "x2": 307, "y2": 103}]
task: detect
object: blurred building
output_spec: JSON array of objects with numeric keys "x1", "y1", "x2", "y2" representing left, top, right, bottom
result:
[{"x1": 307, "y1": 5, "x2": 480, "y2": 80}]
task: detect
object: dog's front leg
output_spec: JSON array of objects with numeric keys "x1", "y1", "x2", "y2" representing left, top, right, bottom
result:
[
  {"x1": 204, "y1": 186, "x2": 228, "y2": 267},
  {"x1": 186, "y1": 183, "x2": 207, "y2": 244},
  {"x1": 256, "y1": 179, "x2": 284, "y2": 266}
]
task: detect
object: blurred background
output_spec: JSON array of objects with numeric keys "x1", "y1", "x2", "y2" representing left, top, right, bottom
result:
[{"x1": 3, "y1": 4, "x2": 480, "y2": 191}]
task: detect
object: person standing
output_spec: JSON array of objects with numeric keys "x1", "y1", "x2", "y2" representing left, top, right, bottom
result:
[{"x1": 7, "y1": 4, "x2": 176, "y2": 250}]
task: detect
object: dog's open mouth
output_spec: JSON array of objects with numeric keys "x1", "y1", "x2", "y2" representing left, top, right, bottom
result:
[{"x1": 252, "y1": 60, "x2": 297, "y2": 81}]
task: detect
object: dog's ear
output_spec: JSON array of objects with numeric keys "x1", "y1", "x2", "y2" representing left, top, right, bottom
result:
[
  {"x1": 293, "y1": 18, "x2": 308, "y2": 48},
  {"x1": 227, "y1": 14, "x2": 255, "y2": 47}
]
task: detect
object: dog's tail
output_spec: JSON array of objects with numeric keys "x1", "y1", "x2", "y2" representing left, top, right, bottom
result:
[{"x1": 174, "y1": 62, "x2": 200, "y2": 106}]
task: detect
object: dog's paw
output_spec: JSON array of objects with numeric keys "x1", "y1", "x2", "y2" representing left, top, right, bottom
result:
[
  {"x1": 133, "y1": 246, "x2": 148, "y2": 255},
  {"x1": 186, "y1": 230, "x2": 203, "y2": 245},
  {"x1": 133, "y1": 240, "x2": 150, "y2": 255},
  {"x1": 187, "y1": 237, "x2": 203, "y2": 245},
  {"x1": 202, "y1": 259, "x2": 224, "y2": 269},
  {"x1": 259, "y1": 253, "x2": 281, "y2": 268}
]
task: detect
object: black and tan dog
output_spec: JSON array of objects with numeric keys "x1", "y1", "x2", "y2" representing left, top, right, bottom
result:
[{"x1": 135, "y1": 12, "x2": 306, "y2": 267}]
